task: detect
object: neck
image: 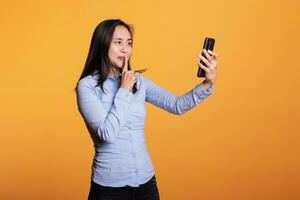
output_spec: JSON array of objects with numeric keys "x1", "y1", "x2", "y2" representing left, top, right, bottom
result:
[{"x1": 109, "y1": 67, "x2": 121, "y2": 78}]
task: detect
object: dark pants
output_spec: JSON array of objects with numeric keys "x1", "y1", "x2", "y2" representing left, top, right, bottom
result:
[{"x1": 88, "y1": 176, "x2": 160, "y2": 200}]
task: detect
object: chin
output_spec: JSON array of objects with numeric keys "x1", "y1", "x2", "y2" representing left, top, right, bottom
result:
[
  {"x1": 116, "y1": 61, "x2": 124, "y2": 68},
  {"x1": 116, "y1": 64, "x2": 123, "y2": 69},
  {"x1": 110, "y1": 61, "x2": 120, "y2": 68}
]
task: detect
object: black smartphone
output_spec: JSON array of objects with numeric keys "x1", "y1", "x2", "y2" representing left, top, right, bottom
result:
[{"x1": 197, "y1": 37, "x2": 215, "y2": 77}]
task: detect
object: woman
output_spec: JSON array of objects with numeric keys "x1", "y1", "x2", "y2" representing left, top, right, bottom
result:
[{"x1": 75, "y1": 19, "x2": 218, "y2": 200}]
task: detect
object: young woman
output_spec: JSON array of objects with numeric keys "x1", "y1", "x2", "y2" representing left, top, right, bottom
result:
[{"x1": 75, "y1": 19, "x2": 218, "y2": 200}]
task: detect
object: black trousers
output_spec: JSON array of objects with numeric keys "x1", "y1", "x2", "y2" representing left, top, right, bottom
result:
[{"x1": 88, "y1": 175, "x2": 160, "y2": 200}]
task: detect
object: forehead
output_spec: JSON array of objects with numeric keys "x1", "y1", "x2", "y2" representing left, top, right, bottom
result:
[{"x1": 112, "y1": 26, "x2": 132, "y2": 39}]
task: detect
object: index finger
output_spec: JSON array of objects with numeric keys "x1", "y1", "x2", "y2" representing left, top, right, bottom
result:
[{"x1": 122, "y1": 55, "x2": 128, "y2": 72}]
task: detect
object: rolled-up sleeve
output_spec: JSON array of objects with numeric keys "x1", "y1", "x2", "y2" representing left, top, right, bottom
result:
[
  {"x1": 76, "y1": 80, "x2": 133, "y2": 143},
  {"x1": 144, "y1": 77, "x2": 214, "y2": 115}
]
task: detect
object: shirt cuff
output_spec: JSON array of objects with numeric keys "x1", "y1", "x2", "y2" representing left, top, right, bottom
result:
[{"x1": 194, "y1": 83, "x2": 214, "y2": 99}]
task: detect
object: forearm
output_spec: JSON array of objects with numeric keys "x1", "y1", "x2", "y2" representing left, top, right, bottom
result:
[
  {"x1": 145, "y1": 76, "x2": 214, "y2": 115},
  {"x1": 77, "y1": 83, "x2": 133, "y2": 143}
]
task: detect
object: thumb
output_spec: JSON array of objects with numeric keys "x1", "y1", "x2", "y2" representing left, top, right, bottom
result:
[{"x1": 122, "y1": 55, "x2": 128, "y2": 73}]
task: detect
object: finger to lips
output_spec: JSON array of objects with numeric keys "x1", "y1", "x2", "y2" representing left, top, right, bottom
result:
[{"x1": 122, "y1": 55, "x2": 128, "y2": 72}]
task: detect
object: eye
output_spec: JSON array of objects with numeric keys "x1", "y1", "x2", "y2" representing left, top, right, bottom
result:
[{"x1": 128, "y1": 42, "x2": 132, "y2": 46}]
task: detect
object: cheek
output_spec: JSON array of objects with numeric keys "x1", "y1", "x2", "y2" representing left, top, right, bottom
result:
[
  {"x1": 108, "y1": 47, "x2": 118, "y2": 60},
  {"x1": 128, "y1": 48, "x2": 132, "y2": 56}
]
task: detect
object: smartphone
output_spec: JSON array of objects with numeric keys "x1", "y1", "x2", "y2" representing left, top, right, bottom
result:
[{"x1": 197, "y1": 37, "x2": 215, "y2": 77}]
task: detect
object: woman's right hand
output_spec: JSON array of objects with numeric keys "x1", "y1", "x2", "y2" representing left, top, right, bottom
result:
[{"x1": 120, "y1": 55, "x2": 137, "y2": 92}]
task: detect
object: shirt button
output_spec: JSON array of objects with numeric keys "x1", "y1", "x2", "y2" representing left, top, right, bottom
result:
[
  {"x1": 132, "y1": 152, "x2": 136, "y2": 158},
  {"x1": 135, "y1": 169, "x2": 138, "y2": 173}
]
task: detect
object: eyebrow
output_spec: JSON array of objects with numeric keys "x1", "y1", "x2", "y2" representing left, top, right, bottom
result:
[{"x1": 113, "y1": 38, "x2": 132, "y2": 41}]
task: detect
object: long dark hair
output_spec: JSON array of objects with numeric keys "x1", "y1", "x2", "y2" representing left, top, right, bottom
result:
[{"x1": 75, "y1": 19, "x2": 134, "y2": 92}]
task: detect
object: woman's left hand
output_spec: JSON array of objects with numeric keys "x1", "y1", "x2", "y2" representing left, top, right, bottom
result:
[{"x1": 198, "y1": 49, "x2": 219, "y2": 85}]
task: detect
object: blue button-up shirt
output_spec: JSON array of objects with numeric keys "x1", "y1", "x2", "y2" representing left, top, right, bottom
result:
[{"x1": 76, "y1": 70, "x2": 214, "y2": 187}]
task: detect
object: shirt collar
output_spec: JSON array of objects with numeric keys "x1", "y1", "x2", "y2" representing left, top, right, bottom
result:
[
  {"x1": 92, "y1": 69, "x2": 140, "y2": 90},
  {"x1": 108, "y1": 74, "x2": 122, "y2": 81},
  {"x1": 92, "y1": 70, "x2": 121, "y2": 81}
]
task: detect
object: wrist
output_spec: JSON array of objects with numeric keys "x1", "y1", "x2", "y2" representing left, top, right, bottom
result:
[
  {"x1": 203, "y1": 81, "x2": 214, "y2": 88},
  {"x1": 203, "y1": 79, "x2": 214, "y2": 85},
  {"x1": 202, "y1": 79, "x2": 214, "y2": 91}
]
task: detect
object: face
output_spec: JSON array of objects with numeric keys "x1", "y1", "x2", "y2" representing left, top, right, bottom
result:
[{"x1": 108, "y1": 25, "x2": 132, "y2": 70}]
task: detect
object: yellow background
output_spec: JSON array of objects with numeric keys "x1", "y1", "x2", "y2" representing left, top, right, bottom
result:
[{"x1": 1, "y1": 0, "x2": 299, "y2": 199}]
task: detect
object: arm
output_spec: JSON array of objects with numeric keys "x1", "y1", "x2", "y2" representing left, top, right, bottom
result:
[
  {"x1": 144, "y1": 77, "x2": 214, "y2": 115},
  {"x1": 76, "y1": 81, "x2": 133, "y2": 143},
  {"x1": 202, "y1": 79, "x2": 214, "y2": 91}
]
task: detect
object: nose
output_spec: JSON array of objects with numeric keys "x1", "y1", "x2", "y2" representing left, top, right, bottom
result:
[{"x1": 121, "y1": 42, "x2": 129, "y2": 53}]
